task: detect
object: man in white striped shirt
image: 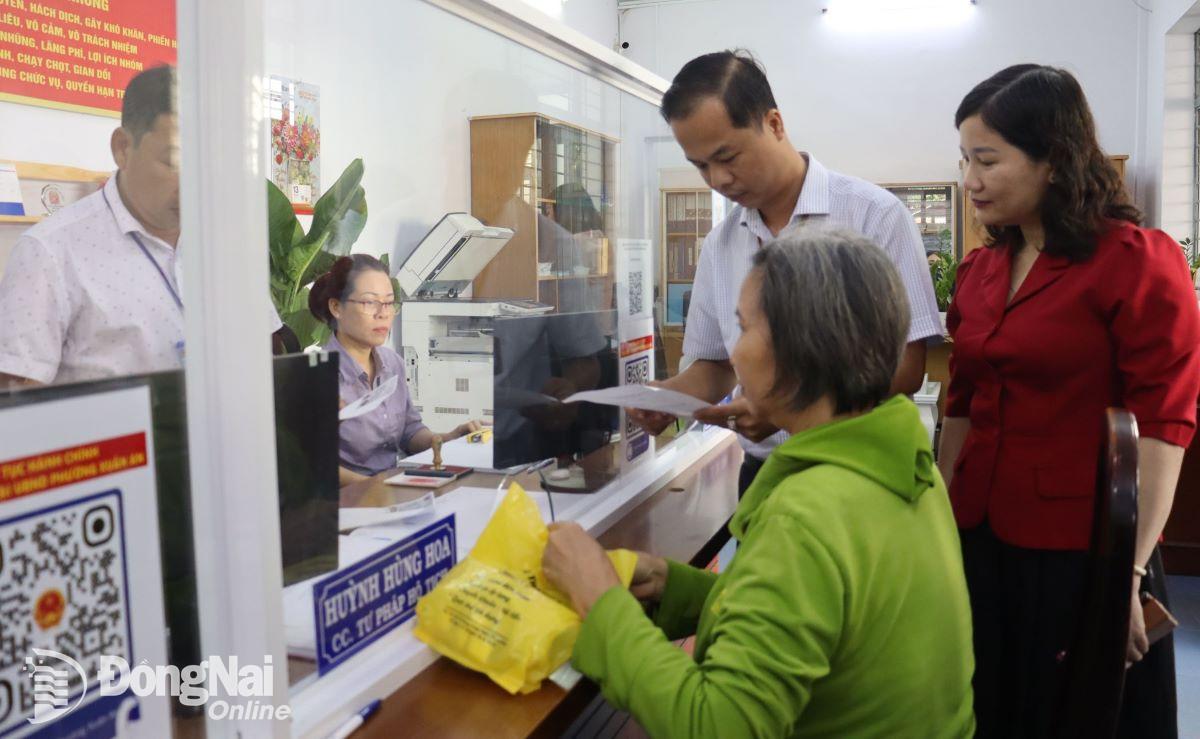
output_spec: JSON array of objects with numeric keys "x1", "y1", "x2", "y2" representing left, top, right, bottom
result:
[{"x1": 631, "y1": 51, "x2": 942, "y2": 491}]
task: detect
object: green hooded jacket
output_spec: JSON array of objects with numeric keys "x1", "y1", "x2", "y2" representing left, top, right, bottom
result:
[{"x1": 573, "y1": 396, "x2": 975, "y2": 738}]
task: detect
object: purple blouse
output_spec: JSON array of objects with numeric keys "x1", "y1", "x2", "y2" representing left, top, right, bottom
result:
[{"x1": 325, "y1": 334, "x2": 428, "y2": 475}]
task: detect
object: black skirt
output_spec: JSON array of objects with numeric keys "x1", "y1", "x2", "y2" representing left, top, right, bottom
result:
[{"x1": 961, "y1": 522, "x2": 1177, "y2": 739}]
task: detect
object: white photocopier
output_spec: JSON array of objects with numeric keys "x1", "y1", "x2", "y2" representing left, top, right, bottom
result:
[{"x1": 397, "y1": 213, "x2": 551, "y2": 431}]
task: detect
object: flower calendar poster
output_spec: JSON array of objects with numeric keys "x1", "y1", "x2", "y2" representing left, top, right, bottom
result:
[{"x1": 268, "y1": 76, "x2": 321, "y2": 206}]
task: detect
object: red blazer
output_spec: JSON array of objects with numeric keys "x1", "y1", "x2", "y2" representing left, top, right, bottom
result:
[{"x1": 946, "y1": 221, "x2": 1200, "y2": 550}]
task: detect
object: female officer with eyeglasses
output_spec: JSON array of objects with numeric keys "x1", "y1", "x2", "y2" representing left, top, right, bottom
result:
[{"x1": 310, "y1": 255, "x2": 480, "y2": 486}]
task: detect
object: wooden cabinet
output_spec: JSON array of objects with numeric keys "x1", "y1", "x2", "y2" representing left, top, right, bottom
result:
[
  {"x1": 469, "y1": 114, "x2": 617, "y2": 311},
  {"x1": 659, "y1": 188, "x2": 712, "y2": 375},
  {"x1": 961, "y1": 154, "x2": 1128, "y2": 256},
  {"x1": 1164, "y1": 405, "x2": 1200, "y2": 575}
]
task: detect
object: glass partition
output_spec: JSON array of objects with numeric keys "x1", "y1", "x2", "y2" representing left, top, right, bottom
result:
[
  {"x1": 0, "y1": 0, "x2": 728, "y2": 732},
  {"x1": 259, "y1": 1, "x2": 726, "y2": 723},
  {"x1": 0, "y1": 2, "x2": 212, "y2": 731}
]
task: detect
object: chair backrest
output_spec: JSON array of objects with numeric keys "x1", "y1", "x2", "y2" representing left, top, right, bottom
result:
[
  {"x1": 272, "y1": 324, "x2": 302, "y2": 355},
  {"x1": 1056, "y1": 408, "x2": 1139, "y2": 738}
]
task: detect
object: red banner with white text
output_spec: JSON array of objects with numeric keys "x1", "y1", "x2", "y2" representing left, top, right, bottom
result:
[{"x1": 0, "y1": 0, "x2": 176, "y2": 117}]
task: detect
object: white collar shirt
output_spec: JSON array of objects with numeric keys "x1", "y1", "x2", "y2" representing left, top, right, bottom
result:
[
  {"x1": 0, "y1": 174, "x2": 186, "y2": 384},
  {"x1": 682, "y1": 153, "x2": 942, "y2": 459}
]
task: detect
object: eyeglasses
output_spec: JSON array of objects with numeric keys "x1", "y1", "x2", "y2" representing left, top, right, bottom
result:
[{"x1": 345, "y1": 299, "x2": 402, "y2": 316}]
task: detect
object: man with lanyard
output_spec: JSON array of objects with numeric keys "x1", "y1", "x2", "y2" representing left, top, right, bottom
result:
[
  {"x1": 0, "y1": 65, "x2": 280, "y2": 388},
  {"x1": 630, "y1": 51, "x2": 941, "y2": 493}
]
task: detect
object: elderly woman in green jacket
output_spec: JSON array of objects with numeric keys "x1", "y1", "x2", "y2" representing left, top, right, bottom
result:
[{"x1": 542, "y1": 230, "x2": 975, "y2": 738}]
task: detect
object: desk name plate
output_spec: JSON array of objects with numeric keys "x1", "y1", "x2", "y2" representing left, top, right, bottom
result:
[{"x1": 312, "y1": 515, "x2": 456, "y2": 675}]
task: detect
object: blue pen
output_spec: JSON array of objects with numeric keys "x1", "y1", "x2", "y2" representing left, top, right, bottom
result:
[{"x1": 326, "y1": 699, "x2": 381, "y2": 739}]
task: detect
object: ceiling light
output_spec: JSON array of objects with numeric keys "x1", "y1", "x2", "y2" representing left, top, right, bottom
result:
[
  {"x1": 822, "y1": 0, "x2": 977, "y2": 31},
  {"x1": 823, "y1": 0, "x2": 976, "y2": 10}
]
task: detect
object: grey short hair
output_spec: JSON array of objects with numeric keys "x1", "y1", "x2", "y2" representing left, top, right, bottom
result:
[{"x1": 751, "y1": 229, "x2": 910, "y2": 414}]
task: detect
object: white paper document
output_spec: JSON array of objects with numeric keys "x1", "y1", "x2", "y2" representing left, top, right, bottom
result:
[
  {"x1": 282, "y1": 535, "x2": 395, "y2": 658},
  {"x1": 401, "y1": 434, "x2": 494, "y2": 470},
  {"x1": 346, "y1": 485, "x2": 589, "y2": 560},
  {"x1": 564, "y1": 385, "x2": 711, "y2": 417},
  {"x1": 338, "y1": 491, "x2": 437, "y2": 532},
  {"x1": 338, "y1": 374, "x2": 398, "y2": 421}
]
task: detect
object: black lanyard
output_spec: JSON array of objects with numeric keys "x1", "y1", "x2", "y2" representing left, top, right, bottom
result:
[{"x1": 102, "y1": 186, "x2": 184, "y2": 312}]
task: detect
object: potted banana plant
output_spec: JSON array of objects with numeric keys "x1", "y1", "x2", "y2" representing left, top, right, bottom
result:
[{"x1": 267, "y1": 158, "x2": 396, "y2": 349}]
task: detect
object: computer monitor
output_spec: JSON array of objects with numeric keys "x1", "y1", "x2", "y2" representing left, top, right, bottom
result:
[
  {"x1": 0, "y1": 352, "x2": 340, "y2": 667},
  {"x1": 272, "y1": 352, "x2": 339, "y2": 583},
  {"x1": 492, "y1": 310, "x2": 620, "y2": 477}
]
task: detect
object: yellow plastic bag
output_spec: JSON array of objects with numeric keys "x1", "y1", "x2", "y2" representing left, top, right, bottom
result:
[{"x1": 413, "y1": 483, "x2": 636, "y2": 694}]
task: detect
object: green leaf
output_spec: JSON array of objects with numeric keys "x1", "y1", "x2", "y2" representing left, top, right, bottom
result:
[
  {"x1": 265, "y1": 160, "x2": 370, "y2": 323},
  {"x1": 305, "y1": 250, "x2": 339, "y2": 288},
  {"x1": 283, "y1": 305, "x2": 326, "y2": 352},
  {"x1": 380, "y1": 252, "x2": 401, "y2": 301},
  {"x1": 267, "y1": 181, "x2": 303, "y2": 274},
  {"x1": 288, "y1": 285, "x2": 313, "y2": 315},
  {"x1": 928, "y1": 252, "x2": 959, "y2": 312},
  {"x1": 287, "y1": 230, "x2": 332, "y2": 298},
  {"x1": 299, "y1": 159, "x2": 368, "y2": 282},
  {"x1": 308, "y1": 158, "x2": 365, "y2": 236}
]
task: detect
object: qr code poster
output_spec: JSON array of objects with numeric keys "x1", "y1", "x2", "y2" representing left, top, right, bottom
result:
[
  {"x1": 618, "y1": 327, "x2": 655, "y2": 467},
  {"x1": 617, "y1": 238, "x2": 654, "y2": 468},
  {"x1": 616, "y1": 239, "x2": 653, "y2": 325},
  {"x1": 0, "y1": 386, "x2": 169, "y2": 738}
]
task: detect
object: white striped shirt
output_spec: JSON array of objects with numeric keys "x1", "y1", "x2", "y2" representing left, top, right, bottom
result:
[
  {"x1": 682, "y1": 153, "x2": 942, "y2": 459},
  {"x1": 0, "y1": 175, "x2": 282, "y2": 385}
]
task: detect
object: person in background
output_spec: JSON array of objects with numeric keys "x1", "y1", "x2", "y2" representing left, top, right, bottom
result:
[
  {"x1": 627, "y1": 50, "x2": 941, "y2": 494},
  {"x1": 941, "y1": 64, "x2": 1200, "y2": 738},
  {"x1": 0, "y1": 65, "x2": 281, "y2": 388},
  {"x1": 309, "y1": 254, "x2": 479, "y2": 486},
  {"x1": 543, "y1": 231, "x2": 975, "y2": 738}
]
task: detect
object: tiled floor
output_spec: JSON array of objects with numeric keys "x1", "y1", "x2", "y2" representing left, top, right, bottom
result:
[{"x1": 1169, "y1": 576, "x2": 1200, "y2": 738}]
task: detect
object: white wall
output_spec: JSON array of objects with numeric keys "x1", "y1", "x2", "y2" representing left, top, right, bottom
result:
[
  {"x1": 620, "y1": 0, "x2": 1144, "y2": 187},
  {"x1": 0, "y1": 100, "x2": 119, "y2": 273},
  {"x1": 516, "y1": 0, "x2": 619, "y2": 48},
  {"x1": 261, "y1": 0, "x2": 664, "y2": 351},
  {"x1": 0, "y1": 104, "x2": 117, "y2": 173},
  {"x1": 264, "y1": 0, "x2": 651, "y2": 262},
  {"x1": 563, "y1": 0, "x2": 619, "y2": 49}
]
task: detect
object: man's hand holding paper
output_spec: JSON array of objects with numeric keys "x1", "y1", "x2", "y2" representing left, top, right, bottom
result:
[
  {"x1": 563, "y1": 384, "x2": 709, "y2": 418},
  {"x1": 692, "y1": 394, "x2": 779, "y2": 443}
]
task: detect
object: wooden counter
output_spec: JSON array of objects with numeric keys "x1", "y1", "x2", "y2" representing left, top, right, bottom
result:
[{"x1": 306, "y1": 433, "x2": 742, "y2": 738}]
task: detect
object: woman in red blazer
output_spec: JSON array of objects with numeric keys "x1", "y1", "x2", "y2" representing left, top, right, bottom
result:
[{"x1": 941, "y1": 64, "x2": 1200, "y2": 739}]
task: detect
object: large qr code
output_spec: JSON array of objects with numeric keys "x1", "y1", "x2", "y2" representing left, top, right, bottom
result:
[
  {"x1": 628, "y1": 270, "x2": 644, "y2": 316},
  {"x1": 0, "y1": 490, "x2": 130, "y2": 734}
]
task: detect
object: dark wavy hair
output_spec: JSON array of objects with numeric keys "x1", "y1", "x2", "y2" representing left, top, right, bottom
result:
[
  {"x1": 955, "y1": 64, "x2": 1140, "y2": 260},
  {"x1": 308, "y1": 254, "x2": 389, "y2": 328}
]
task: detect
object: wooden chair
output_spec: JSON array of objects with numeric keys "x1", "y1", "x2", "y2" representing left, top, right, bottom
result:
[
  {"x1": 271, "y1": 324, "x2": 301, "y2": 355},
  {"x1": 1056, "y1": 408, "x2": 1139, "y2": 738}
]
